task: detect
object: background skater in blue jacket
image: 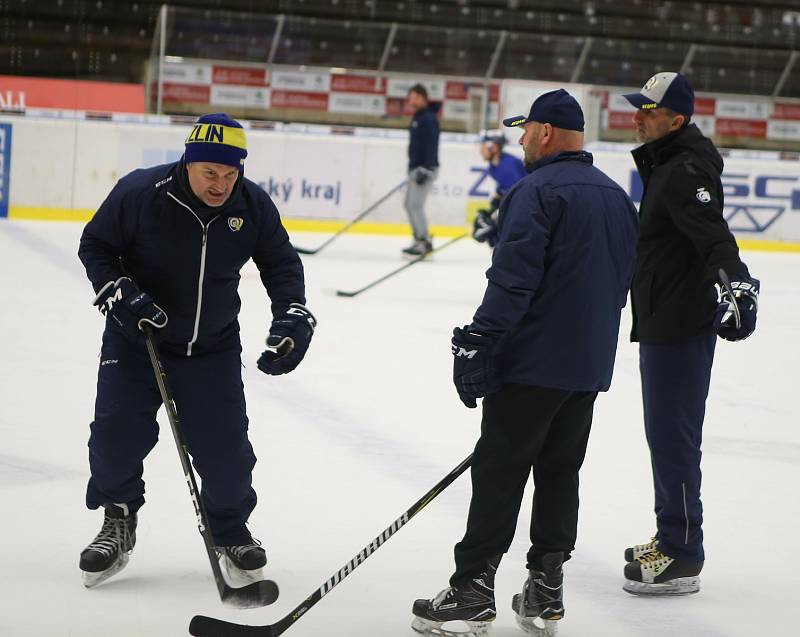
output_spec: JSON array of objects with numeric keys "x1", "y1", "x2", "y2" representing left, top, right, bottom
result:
[
  {"x1": 403, "y1": 83, "x2": 440, "y2": 258},
  {"x1": 77, "y1": 113, "x2": 316, "y2": 588},
  {"x1": 472, "y1": 130, "x2": 527, "y2": 248},
  {"x1": 411, "y1": 90, "x2": 639, "y2": 637}
]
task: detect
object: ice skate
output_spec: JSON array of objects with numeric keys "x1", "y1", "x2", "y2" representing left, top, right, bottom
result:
[
  {"x1": 217, "y1": 539, "x2": 267, "y2": 584},
  {"x1": 411, "y1": 558, "x2": 498, "y2": 637},
  {"x1": 511, "y1": 552, "x2": 563, "y2": 636},
  {"x1": 624, "y1": 535, "x2": 659, "y2": 562},
  {"x1": 79, "y1": 503, "x2": 137, "y2": 588},
  {"x1": 402, "y1": 237, "x2": 433, "y2": 259},
  {"x1": 623, "y1": 549, "x2": 702, "y2": 595}
]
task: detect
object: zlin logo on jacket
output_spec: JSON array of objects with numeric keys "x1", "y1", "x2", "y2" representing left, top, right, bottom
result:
[{"x1": 228, "y1": 217, "x2": 244, "y2": 232}]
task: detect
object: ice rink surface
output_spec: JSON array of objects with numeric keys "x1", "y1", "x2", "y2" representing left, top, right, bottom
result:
[{"x1": 1, "y1": 218, "x2": 798, "y2": 637}]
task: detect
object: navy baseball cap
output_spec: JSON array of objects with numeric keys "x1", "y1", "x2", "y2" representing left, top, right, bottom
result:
[
  {"x1": 623, "y1": 72, "x2": 695, "y2": 117},
  {"x1": 502, "y1": 89, "x2": 585, "y2": 132}
]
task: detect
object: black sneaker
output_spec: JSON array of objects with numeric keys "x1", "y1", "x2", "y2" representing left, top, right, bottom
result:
[
  {"x1": 512, "y1": 552, "x2": 564, "y2": 634},
  {"x1": 79, "y1": 503, "x2": 137, "y2": 588},
  {"x1": 402, "y1": 238, "x2": 433, "y2": 258},
  {"x1": 411, "y1": 557, "x2": 499, "y2": 637},
  {"x1": 623, "y1": 549, "x2": 702, "y2": 595},
  {"x1": 221, "y1": 540, "x2": 267, "y2": 571}
]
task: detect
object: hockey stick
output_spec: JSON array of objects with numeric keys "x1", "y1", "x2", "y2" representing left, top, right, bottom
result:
[
  {"x1": 294, "y1": 180, "x2": 408, "y2": 255},
  {"x1": 189, "y1": 453, "x2": 474, "y2": 637},
  {"x1": 335, "y1": 232, "x2": 470, "y2": 298},
  {"x1": 143, "y1": 327, "x2": 279, "y2": 609},
  {"x1": 717, "y1": 268, "x2": 741, "y2": 330}
]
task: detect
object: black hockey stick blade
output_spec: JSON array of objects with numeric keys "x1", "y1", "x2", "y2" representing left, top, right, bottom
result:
[
  {"x1": 717, "y1": 268, "x2": 741, "y2": 330},
  {"x1": 189, "y1": 453, "x2": 473, "y2": 637},
  {"x1": 335, "y1": 232, "x2": 469, "y2": 298},
  {"x1": 220, "y1": 579, "x2": 280, "y2": 609},
  {"x1": 190, "y1": 615, "x2": 277, "y2": 637}
]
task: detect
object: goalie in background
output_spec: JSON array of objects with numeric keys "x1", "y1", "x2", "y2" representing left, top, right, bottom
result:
[{"x1": 472, "y1": 131, "x2": 527, "y2": 248}]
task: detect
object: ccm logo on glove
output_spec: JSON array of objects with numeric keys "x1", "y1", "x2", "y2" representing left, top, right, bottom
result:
[{"x1": 93, "y1": 277, "x2": 168, "y2": 344}]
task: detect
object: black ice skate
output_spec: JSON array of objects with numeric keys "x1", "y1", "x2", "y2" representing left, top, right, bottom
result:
[
  {"x1": 624, "y1": 535, "x2": 659, "y2": 562},
  {"x1": 402, "y1": 238, "x2": 433, "y2": 259},
  {"x1": 511, "y1": 552, "x2": 564, "y2": 636},
  {"x1": 217, "y1": 539, "x2": 267, "y2": 584},
  {"x1": 623, "y1": 549, "x2": 702, "y2": 596},
  {"x1": 79, "y1": 503, "x2": 137, "y2": 588},
  {"x1": 411, "y1": 558, "x2": 499, "y2": 637}
]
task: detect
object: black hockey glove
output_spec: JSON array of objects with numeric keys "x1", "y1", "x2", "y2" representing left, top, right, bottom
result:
[
  {"x1": 452, "y1": 326, "x2": 502, "y2": 408},
  {"x1": 257, "y1": 303, "x2": 317, "y2": 375},
  {"x1": 713, "y1": 273, "x2": 760, "y2": 342},
  {"x1": 93, "y1": 277, "x2": 168, "y2": 344},
  {"x1": 472, "y1": 209, "x2": 499, "y2": 247},
  {"x1": 414, "y1": 167, "x2": 434, "y2": 185}
]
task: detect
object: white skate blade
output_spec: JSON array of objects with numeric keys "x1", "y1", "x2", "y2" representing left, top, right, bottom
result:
[
  {"x1": 411, "y1": 617, "x2": 492, "y2": 637},
  {"x1": 623, "y1": 576, "x2": 700, "y2": 596},
  {"x1": 220, "y1": 553, "x2": 264, "y2": 585},
  {"x1": 81, "y1": 553, "x2": 130, "y2": 588},
  {"x1": 512, "y1": 593, "x2": 561, "y2": 636},
  {"x1": 514, "y1": 615, "x2": 559, "y2": 636}
]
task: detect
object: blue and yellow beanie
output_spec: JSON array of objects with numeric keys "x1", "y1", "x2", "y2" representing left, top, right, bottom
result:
[{"x1": 184, "y1": 113, "x2": 247, "y2": 169}]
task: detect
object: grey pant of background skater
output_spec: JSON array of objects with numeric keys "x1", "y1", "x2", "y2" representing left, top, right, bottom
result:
[{"x1": 404, "y1": 168, "x2": 439, "y2": 241}]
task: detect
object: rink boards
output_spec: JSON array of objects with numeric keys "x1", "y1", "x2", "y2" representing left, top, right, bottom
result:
[{"x1": 1, "y1": 113, "x2": 799, "y2": 249}]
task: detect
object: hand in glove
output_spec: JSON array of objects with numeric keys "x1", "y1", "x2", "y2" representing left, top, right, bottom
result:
[
  {"x1": 414, "y1": 167, "x2": 434, "y2": 185},
  {"x1": 472, "y1": 209, "x2": 499, "y2": 247},
  {"x1": 93, "y1": 277, "x2": 168, "y2": 343},
  {"x1": 714, "y1": 273, "x2": 759, "y2": 342},
  {"x1": 451, "y1": 326, "x2": 502, "y2": 408},
  {"x1": 257, "y1": 303, "x2": 317, "y2": 375}
]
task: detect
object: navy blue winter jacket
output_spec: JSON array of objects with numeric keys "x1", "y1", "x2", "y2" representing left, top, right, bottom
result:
[
  {"x1": 470, "y1": 151, "x2": 639, "y2": 392},
  {"x1": 408, "y1": 103, "x2": 440, "y2": 170},
  {"x1": 79, "y1": 161, "x2": 305, "y2": 357}
]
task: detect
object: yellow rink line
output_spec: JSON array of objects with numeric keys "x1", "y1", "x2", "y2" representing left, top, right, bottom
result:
[{"x1": 7, "y1": 205, "x2": 800, "y2": 251}]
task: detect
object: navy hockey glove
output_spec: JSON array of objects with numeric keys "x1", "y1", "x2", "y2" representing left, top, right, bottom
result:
[
  {"x1": 413, "y1": 167, "x2": 434, "y2": 185},
  {"x1": 714, "y1": 273, "x2": 760, "y2": 342},
  {"x1": 452, "y1": 326, "x2": 502, "y2": 408},
  {"x1": 472, "y1": 209, "x2": 499, "y2": 247},
  {"x1": 93, "y1": 277, "x2": 168, "y2": 343},
  {"x1": 257, "y1": 303, "x2": 317, "y2": 375}
]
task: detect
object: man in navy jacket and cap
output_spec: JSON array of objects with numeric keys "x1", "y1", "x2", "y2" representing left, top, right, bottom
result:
[
  {"x1": 77, "y1": 113, "x2": 316, "y2": 588},
  {"x1": 411, "y1": 90, "x2": 639, "y2": 636}
]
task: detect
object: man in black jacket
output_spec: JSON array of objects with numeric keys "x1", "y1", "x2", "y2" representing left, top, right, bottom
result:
[
  {"x1": 411, "y1": 90, "x2": 639, "y2": 637},
  {"x1": 77, "y1": 113, "x2": 316, "y2": 588},
  {"x1": 621, "y1": 73, "x2": 760, "y2": 595},
  {"x1": 403, "y1": 83, "x2": 440, "y2": 258}
]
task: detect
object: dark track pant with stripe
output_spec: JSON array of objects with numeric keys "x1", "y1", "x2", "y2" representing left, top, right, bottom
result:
[
  {"x1": 639, "y1": 334, "x2": 716, "y2": 563},
  {"x1": 85, "y1": 329, "x2": 257, "y2": 546}
]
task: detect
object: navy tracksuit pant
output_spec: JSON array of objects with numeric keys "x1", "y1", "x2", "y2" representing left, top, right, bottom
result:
[
  {"x1": 639, "y1": 334, "x2": 716, "y2": 564},
  {"x1": 86, "y1": 329, "x2": 257, "y2": 546}
]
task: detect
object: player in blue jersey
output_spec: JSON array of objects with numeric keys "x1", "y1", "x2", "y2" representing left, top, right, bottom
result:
[{"x1": 472, "y1": 131, "x2": 527, "y2": 247}]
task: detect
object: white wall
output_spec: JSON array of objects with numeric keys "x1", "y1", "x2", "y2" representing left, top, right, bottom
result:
[{"x1": 2, "y1": 114, "x2": 799, "y2": 241}]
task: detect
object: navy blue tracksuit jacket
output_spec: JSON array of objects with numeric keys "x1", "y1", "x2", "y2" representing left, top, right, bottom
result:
[
  {"x1": 408, "y1": 103, "x2": 440, "y2": 170},
  {"x1": 471, "y1": 151, "x2": 639, "y2": 392},
  {"x1": 78, "y1": 161, "x2": 305, "y2": 545}
]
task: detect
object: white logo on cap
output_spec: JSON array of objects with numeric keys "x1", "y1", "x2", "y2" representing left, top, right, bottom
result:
[{"x1": 696, "y1": 188, "x2": 711, "y2": 203}]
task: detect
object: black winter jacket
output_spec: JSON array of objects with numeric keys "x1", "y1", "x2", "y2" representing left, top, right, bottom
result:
[
  {"x1": 79, "y1": 161, "x2": 305, "y2": 356},
  {"x1": 408, "y1": 103, "x2": 440, "y2": 170},
  {"x1": 630, "y1": 124, "x2": 747, "y2": 344}
]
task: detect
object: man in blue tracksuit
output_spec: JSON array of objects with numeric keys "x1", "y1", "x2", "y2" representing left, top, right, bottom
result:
[
  {"x1": 620, "y1": 73, "x2": 760, "y2": 595},
  {"x1": 77, "y1": 113, "x2": 316, "y2": 588},
  {"x1": 412, "y1": 90, "x2": 639, "y2": 636},
  {"x1": 472, "y1": 131, "x2": 527, "y2": 247},
  {"x1": 403, "y1": 83, "x2": 440, "y2": 258}
]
